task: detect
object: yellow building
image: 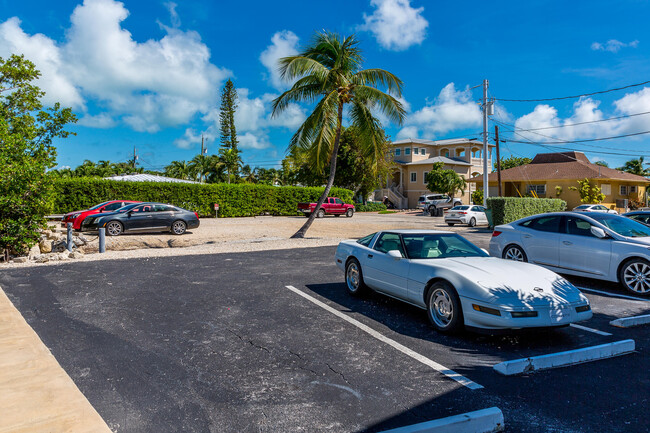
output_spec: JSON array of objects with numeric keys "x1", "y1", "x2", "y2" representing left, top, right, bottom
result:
[
  {"x1": 471, "y1": 151, "x2": 649, "y2": 211},
  {"x1": 377, "y1": 138, "x2": 495, "y2": 208}
]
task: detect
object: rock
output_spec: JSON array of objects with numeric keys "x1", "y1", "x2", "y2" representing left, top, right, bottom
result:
[
  {"x1": 77, "y1": 234, "x2": 89, "y2": 243},
  {"x1": 28, "y1": 244, "x2": 41, "y2": 259},
  {"x1": 68, "y1": 251, "x2": 84, "y2": 259},
  {"x1": 72, "y1": 236, "x2": 86, "y2": 246},
  {"x1": 51, "y1": 240, "x2": 68, "y2": 253},
  {"x1": 39, "y1": 239, "x2": 52, "y2": 254},
  {"x1": 35, "y1": 255, "x2": 50, "y2": 263},
  {"x1": 13, "y1": 257, "x2": 28, "y2": 263}
]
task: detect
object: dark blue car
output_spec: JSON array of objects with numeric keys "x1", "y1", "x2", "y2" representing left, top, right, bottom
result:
[{"x1": 81, "y1": 202, "x2": 200, "y2": 236}]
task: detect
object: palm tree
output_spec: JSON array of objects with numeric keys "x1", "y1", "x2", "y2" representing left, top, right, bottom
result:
[
  {"x1": 272, "y1": 31, "x2": 405, "y2": 238},
  {"x1": 189, "y1": 155, "x2": 214, "y2": 183},
  {"x1": 219, "y1": 148, "x2": 243, "y2": 184},
  {"x1": 165, "y1": 160, "x2": 192, "y2": 180},
  {"x1": 241, "y1": 164, "x2": 257, "y2": 183},
  {"x1": 205, "y1": 155, "x2": 227, "y2": 183},
  {"x1": 619, "y1": 156, "x2": 650, "y2": 177}
]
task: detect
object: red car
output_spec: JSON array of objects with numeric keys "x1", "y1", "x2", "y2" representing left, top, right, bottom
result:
[{"x1": 61, "y1": 200, "x2": 141, "y2": 230}]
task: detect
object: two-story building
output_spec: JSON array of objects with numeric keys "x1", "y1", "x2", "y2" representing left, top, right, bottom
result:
[{"x1": 378, "y1": 138, "x2": 495, "y2": 208}]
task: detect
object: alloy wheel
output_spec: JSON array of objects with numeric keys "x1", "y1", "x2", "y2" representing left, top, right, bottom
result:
[
  {"x1": 106, "y1": 221, "x2": 122, "y2": 236},
  {"x1": 504, "y1": 246, "x2": 525, "y2": 261},
  {"x1": 172, "y1": 221, "x2": 186, "y2": 235},
  {"x1": 623, "y1": 261, "x2": 650, "y2": 294},
  {"x1": 429, "y1": 288, "x2": 454, "y2": 328},
  {"x1": 346, "y1": 262, "x2": 360, "y2": 292}
]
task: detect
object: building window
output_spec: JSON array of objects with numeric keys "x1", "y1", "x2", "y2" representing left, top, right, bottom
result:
[
  {"x1": 421, "y1": 148, "x2": 426, "y2": 155},
  {"x1": 423, "y1": 171, "x2": 428, "y2": 184},
  {"x1": 445, "y1": 151, "x2": 449, "y2": 157},
  {"x1": 600, "y1": 183, "x2": 611, "y2": 196},
  {"x1": 413, "y1": 147, "x2": 418, "y2": 154},
  {"x1": 410, "y1": 172, "x2": 417, "y2": 183},
  {"x1": 405, "y1": 148, "x2": 411, "y2": 155},
  {"x1": 395, "y1": 148, "x2": 401, "y2": 156},
  {"x1": 526, "y1": 184, "x2": 546, "y2": 195},
  {"x1": 630, "y1": 185, "x2": 637, "y2": 193},
  {"x1": 620, "y1": 185, "x2": 628, "y2": 195}
]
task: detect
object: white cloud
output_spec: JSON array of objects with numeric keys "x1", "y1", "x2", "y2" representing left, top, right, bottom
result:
[
  {"x1": 77, "y1": 113, "x2": 117, "y2": 128},
  {"x1": 239, "y1": 132, "x2": 270, "y2": 150},
  {"x1": 259, "y1": 30, "x2": 299, "y2": 90},
  {"x1": 163, "y1": 2, "x2": 181, "y2": 29},
  {"x1": 359, "y1": 0, "x2": 428, "y2": 51},
  {"x1": 591, "y1": 39, "x2": 639, "y2": 53},
  {"x1": 398, "y1": 83, "x2": 482, "y2": 138},
  {"x1": 0, "y1": 0, "x2": 230, "y2": 132}
]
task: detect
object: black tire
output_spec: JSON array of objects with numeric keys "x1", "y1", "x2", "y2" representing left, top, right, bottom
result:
[
  {"x1": 447, "y1": 223, "x2": 455, "y2": 226},
  {"x1": 171, "y1": 220, "x2": 187, "y2": 235},
  {"x1": 426, "y1": 281, "x2": 463, "y2": 333},
  {"x1": 503, "y1": 244, "x2": 527, "y2": 262},
  {"x1": 619, "y1": 258, "x2": 650, "y2": 295},
  {"x1": 316, "y1": 209, "x2": 325, "y2": 218},
  {"x1": 105, "y1": 221, "x2": 123, "y2": 236},
  {"x1": 469, "y1": 217, "x2": 476, "y2": 227},
  {"x1": 346, "y1": 208, "x2": 354, "y2": 218},
  {"x1": 345, "y1": 258, "x2": 367, "y2": 296},
  {"x1": 428, "y1": 206, "x2": 437, "y2": 217},
  {"x1": 334, "y1": 214, "x2": 340, "y2": 217}
]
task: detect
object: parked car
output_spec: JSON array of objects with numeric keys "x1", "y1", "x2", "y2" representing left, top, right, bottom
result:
[
  {"x1": 61, "y1": 200, "x2": 141, "y2": 230},
  {"x1": 417, "y1": 194, "x2": 462, "y2": 216},
  {"x1": 335, "y1": 230, "x2": 592, "y2": 333},
  {"x1": 623, "y1": 211, "x2": 650, "y2": 226},
  {"x1": 573, "y1": 204, "x2": 618, "y2": 214},
  {"x1": 297, "y1": 197, "x2": 354, "y2": 218},
  {"x1": 491, "y1": 212, "x2": 650, "y2": 295},
  {"x1": 81, "y1": 202, "x2": 200, "y2": 236},
  {"x1": 444, "y1": 205, "x2": 488, "y2": 227}
]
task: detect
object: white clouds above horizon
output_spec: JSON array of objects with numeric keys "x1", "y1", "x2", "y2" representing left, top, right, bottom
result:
[
  {"x1": 259, "y1": 30, "x2": 299, "y2": 90},
  {"x1": 360, "y1": 0, "x2": 428, "y2": 51},
  {"x1": 591, "y1": 39, "x2": 639, "y2": 53}
]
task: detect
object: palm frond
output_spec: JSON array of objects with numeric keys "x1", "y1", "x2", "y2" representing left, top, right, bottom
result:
[
  {"x1": 353, "y1": 85, "x2": 406, "y2": 126},
  {"x1": 353, "y1": 69, "x2": 403, "y2": 96}
]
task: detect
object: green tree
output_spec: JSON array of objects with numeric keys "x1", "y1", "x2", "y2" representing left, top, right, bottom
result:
[
  {"x1": 272, "y1": 31, "x2": 405, "y2": 238},
  {"x1": 471, "y1": 188, "x2": 483, "y2": 205},
  {"x1": 189, "y1": 154, "x2": 214, "y2": 183},
  {"x1": 569, "y1": 178, "x2": 606, "y2": 204},
  {"x1": 594, "y1": 160, "x2": 609, "y2": 168},
  {"x1": 0, "y1": 54, "x2": 77, "y2": 259},
  {"x1": 425, "y1": 162, "x2": 467, "y2": 198},
  {"x1": 618, "y1": 156, "x2": 650, "y2": 177},
  {"x1": 219, "y1": 147, "x2": 242, "y2": 184},
  {"x1": 219, "y1": 79, "x2": 239, "y2": 151},
  {"x1": 498, "y1": 156, "x2": 532, "y2": 171}
]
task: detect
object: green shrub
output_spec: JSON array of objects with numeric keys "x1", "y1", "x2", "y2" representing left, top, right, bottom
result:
[
  {"x1": 487, "y1": 197, "x2": 566, "y2": 226},
  {"x1": 355, "y1": 202, "x2": 387, "y2": 212},
  {"x1": 51, "y1": 178, "x2": 353, "y2": 217}
]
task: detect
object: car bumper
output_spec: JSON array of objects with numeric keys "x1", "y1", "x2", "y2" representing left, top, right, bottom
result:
[
  {"x1": 444, "y1": 216, "x2": 470, "y2": 224},
  {"x1": 461, "y1": 297, "x2": 593, "y2": 330}
]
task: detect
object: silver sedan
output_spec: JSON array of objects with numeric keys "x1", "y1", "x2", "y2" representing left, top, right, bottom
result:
[{"x1": 490, "y1": 212, "x2": 650, "y2": 294}]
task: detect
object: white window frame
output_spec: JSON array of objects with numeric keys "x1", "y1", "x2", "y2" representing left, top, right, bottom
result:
[
  {"x1": 526, "y1": 184, "x2": 546, "y2": 195},
  {"x1": 410, "y1": 172, "x2": 417, "y2": 183},
  {"x1": 395, "y1": 148, "x2": 401, "y2": 156},
  {"x1": 620, "y1": 185, "x2": 628, "y2": 195},
  {"x1": 630, "y1": 185, "x2": 637, "y2": 193},
  {"x1": 413, "y1": 147, "x2": 418, "y2": 155},
  {"x1": 405, "y1": 148, "x2": 411, "y2": 155},
  {"x1": 421, "y1": 148, "x2": 426, "y2": 155},
  {"x1": 423, "y1": 171, "x2": 428, "y2": 184}
]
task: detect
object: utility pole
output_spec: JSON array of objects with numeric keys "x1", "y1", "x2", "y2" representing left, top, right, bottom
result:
[
  {"x1": 495, "y1": 125, "x2": 502, "y2": 197},
  {"x1": 132, "y1": 146, "x2": 138, "y2": 172},
  {"x1": 482, "y1": 79, "x2": 489, "y2": 207}
]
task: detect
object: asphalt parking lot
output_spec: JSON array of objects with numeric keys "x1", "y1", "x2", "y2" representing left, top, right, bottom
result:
[{"x1": 1, "y1": 247, "x2": 649, "y2": 432}]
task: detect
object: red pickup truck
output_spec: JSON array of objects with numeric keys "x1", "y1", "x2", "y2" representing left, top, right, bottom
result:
[{"x1": 297, "y1": 197, "x2": 355, "y2": 218}]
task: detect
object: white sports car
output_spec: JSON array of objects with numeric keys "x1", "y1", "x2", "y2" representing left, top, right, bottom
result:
[{"x1": 335, "y1": 230, "x2": 592, "y2": 333}]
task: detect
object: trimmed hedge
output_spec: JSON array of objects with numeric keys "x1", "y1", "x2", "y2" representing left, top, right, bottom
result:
[
  {"x1": 487, "y1": 197, "x2": 566, "y2": 226},
  {"x1": 51, "y1": 178, "x2": 354, "y2": 217},
  {"x1": 355, "y1": 202, "x2": 387, "y2": 212}
]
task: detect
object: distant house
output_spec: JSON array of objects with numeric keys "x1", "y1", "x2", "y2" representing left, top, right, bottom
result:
[
  {"x1": 377, "y1": 138, "x2": 495, "y2": 208},
  {"x1": 470, "y1": 151, "x2": 649, "y2": 211},
  {"x1": 104, "y1": 174, "x2": 199, "y2": 184}
]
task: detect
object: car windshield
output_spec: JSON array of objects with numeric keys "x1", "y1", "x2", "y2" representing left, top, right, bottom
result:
[
  {"x1": 402, "y1": 233, "x2": 488, "y2": 259},
  {"x1": 588, "y1": 213, "x2": 650, "y2": 238},
  {"x1": 575, "y1": 205, "x2": 590, "y2": 210},
  {"x1": 89, "y1": 201, "x2": 111, "y2": 210}
]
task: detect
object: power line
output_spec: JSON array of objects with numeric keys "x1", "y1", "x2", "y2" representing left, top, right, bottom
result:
[
  {"x1": 505, "y1": 129, "x2": 650, "y2": 145},
  {"x1": 496, "y1": 110, "x2": 650, "y2": 131},
  {"x1": 494, "y1": 79, "x2": 650, "y2": 102}
]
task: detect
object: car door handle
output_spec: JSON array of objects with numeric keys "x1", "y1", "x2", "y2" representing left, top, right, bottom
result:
[
  {"x1": 523, "y1": 234, "x2": 532, "y2": 238},
  {"x1": 562, "y1": 241, "x2": 572, "y2": 245},
  {"x1": 368, "y1": 254, "x2": 373, "y2": 259}
]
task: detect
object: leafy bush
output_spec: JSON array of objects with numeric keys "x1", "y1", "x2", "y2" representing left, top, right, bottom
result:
[
  {"x1": 487, "y1": 197, "x2": 566, "y2": 226},
  {"x1": 51, "y1": 178, "x2": 353, "y2": 217},
  {"x1": 471, "y1": 189, "x2": 483, "y2": 205},
  {"x1": 355, "y1": 202, "x2": 387, "y2": 212}
]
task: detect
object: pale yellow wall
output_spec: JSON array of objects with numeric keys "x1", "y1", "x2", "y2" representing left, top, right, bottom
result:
[{"x1": 402, "y1": 164, "x2": 472, "y2": 208}]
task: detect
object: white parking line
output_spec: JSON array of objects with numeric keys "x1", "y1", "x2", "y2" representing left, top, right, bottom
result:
[
  {"x1": 569, "y1": 323, "x2": 612, "y2": 336},
  {"x1": 285, "y1": 285, "x2": 483, "y2": 390},
  {"x1": 577, "y1": 287, "x2": 650, "y2": 302}
]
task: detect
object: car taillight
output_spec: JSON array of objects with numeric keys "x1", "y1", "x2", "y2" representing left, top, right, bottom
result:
[
  {"x1": 194, "y1": 212, "x2": 199, "y2": 219},
  {"x1": 459, "y1": 212, "x2": 467, "y2": 214},
  {"x1": 492, "y1": 230, "x2": 502, "y2": 237}
]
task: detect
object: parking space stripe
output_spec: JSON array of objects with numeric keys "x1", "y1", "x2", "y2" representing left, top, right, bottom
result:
[
  {"x1": 285, "y1": 285, "x2": 483, "y2": 390},
  {"x1": 569, "y1": 323, "x2": 612, "y2": 336},
  {"x1": 577, "y1": 287, "x2": 650, "y2": 302}
]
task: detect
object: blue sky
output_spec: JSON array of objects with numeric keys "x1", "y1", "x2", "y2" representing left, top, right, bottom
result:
[{"x1": 2, "y1": 0, "x2": 650, "y2": 171}]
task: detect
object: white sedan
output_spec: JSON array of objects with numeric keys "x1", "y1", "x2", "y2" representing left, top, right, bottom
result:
[
  {"x1": 490, "y1": 212, "x2": 650, "y2": 294},
  {"x1": 573, "y1": 204, "x2": 618, "y2": 214},
  {"x1": 335, "y1": 230, "x2": 592, "y2": 333},
  {"x1": 444, "y1": 205, "x2": 488, "y2": 227}
]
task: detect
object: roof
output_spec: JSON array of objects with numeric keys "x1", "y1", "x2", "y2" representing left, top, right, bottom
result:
[
  {"x1": 397, "y1": 156, "x2": 472, "y2": 166},
  {"x1": 104, "y1": 174, "x2": 199, "y2": 184},
  {"x1": 391, "y1": 138, "x2": 494, "y2": 147},
  {"x1": 471, "y1": 151, "x2": 650, "y2": 183}
]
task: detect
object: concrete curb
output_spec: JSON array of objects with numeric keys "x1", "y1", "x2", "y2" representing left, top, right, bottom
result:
[
  {"x1": 380, "y1": 407, "x2": 504, "y2": 433},
  {"x1": 610, "y1": 314, "x2": 650, "y2": 328},
  {"x1": 493, "y1": 340, "x2": 635, "y2": 376}
]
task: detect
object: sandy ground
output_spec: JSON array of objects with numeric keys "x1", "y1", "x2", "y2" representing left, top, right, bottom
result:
[{"x1": 2, "y1": 211, "x2": 492, "y2": 268}]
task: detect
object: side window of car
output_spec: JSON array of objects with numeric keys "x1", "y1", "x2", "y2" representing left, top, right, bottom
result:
[
  {"x1": 154, "y1": 205, "x2": 172, "y2": 212},
  {"x1": 525, "y1": 216, "x2": 562, "y2": 233},
  {"x1": 374, "y1": 233, "x2": 405, "y2": 257},
  {"x1": 104, "y1": 202, "x2": 122, "y2": 211},
  {"x1": 335, "y1": 198, "x2": 343, "y2": 205},
  {"x1": 566, "y1": 217, "x2": 595, "y2": 237}
]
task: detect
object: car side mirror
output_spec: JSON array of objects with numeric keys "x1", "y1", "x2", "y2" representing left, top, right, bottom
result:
[
  {"x1": 590, "y1": 226, "x2": 607, "y2": 239},
  {"x1": 387, "y1": 250, "x2": 403, "y2": 260}
]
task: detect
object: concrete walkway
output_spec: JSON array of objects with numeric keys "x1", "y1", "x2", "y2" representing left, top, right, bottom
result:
[{"x1": 0, "y1": 287, "x2": 111, "y2": 433}]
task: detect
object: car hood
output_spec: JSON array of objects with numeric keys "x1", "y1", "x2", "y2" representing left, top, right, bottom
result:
[{"x1": 431, "y1": 256, "x2": 584, "y2": 306}]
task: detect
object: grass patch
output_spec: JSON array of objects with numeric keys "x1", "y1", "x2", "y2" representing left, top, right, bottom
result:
[{"x1": 378, "y1": 210, "x2": 398, "y2": 214}]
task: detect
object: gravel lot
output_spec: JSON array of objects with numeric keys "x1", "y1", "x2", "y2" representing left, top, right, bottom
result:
[{"x1": 2, "y1": 212, "x2": 492, "y2": 268}]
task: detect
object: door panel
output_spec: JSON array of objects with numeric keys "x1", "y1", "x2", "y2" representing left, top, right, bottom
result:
[
  {"x1": 559, "y1": 217, "x2": 612, "y2": 276},
  {"x1": 519, "y1": 216, "x2": 563, "y2": 267},
  {"x1": 364, "y1": 233, "x2": 409, "y2": 299}
]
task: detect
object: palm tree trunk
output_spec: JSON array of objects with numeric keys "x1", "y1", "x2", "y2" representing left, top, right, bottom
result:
[{"x1": 292, "y1": 103, "x2": 344, "y2": 239}]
